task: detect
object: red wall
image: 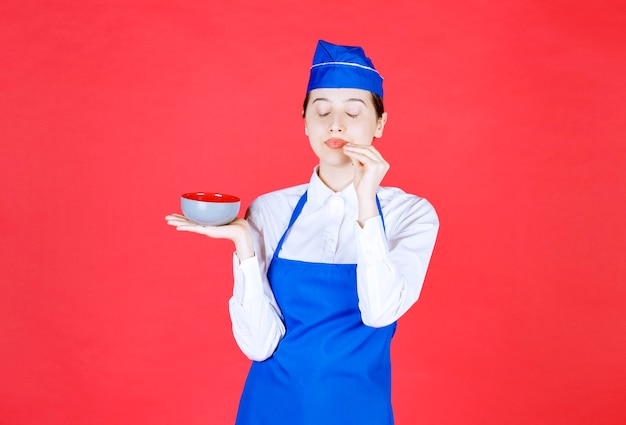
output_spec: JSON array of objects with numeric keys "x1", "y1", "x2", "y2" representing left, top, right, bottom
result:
[{"x1": 1, "y1": 1, "x2": 625, "y2": 424}]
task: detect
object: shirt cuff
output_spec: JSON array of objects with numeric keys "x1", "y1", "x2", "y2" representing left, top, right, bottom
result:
[
  {"x1": 356, "y1": 215, "x2": 389, "y2": 261},
  {"x1": 232, "y1": 253, "x2": 265, "y2": 304}
]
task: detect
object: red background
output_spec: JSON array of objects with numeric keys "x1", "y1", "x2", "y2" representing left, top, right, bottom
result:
[{"x1": 1, "y1": 1, "x2": 625, "y2": 424}]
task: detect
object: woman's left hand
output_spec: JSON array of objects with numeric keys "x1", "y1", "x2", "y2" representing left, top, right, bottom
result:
[
  {"x1": 164, "y1": 214, "x2": 255, "y2": 260},
  {"x1": 343, "y1": 143, "x2": 390, "y2": 200}
]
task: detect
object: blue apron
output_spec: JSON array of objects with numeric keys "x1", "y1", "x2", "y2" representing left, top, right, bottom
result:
[{"x1": 235, "y1": 191, "x2": 397, "y2": 425}]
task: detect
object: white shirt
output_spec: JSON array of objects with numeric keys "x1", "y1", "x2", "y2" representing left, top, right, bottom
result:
[{"x1": 228, "y1": 168, "x2": 439, "y2": 361}]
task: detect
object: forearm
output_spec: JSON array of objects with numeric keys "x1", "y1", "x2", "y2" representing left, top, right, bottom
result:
[
  {"x1": 355, "y1": 216, "x2": 406, "y2": 327},
  {"x1": 357, "y1": 194, "x2": 379, "y2": 228},
  {"x1": 229, "y1": 254, "x2": 285, "y2": 360},
  {"x1": 357, "y1": 256, "x2": 416, "y2": 328},
  {"x1": 233, "y1": 226, "x2": 255, "y2": 261},
  {"x1": 355, "y1": 211, "x2": 438, "y2": 327},
  {"x1": 229, "y1": 296, "x2": 285, "y2": 361}
]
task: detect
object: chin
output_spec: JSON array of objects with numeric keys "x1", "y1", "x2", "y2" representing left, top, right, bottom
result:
[{"x1": 321, "y1": 157, "x2": 352, "y2": 168}]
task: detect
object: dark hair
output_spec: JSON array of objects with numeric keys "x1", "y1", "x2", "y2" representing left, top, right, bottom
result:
[{"x1": 302, "y1": 92, "x2": 385, "y2": 119}]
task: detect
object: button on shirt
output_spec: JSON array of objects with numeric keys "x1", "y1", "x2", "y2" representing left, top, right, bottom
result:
[{"x1": 229, "y1": 168, "x2": 439, "y2": 361}]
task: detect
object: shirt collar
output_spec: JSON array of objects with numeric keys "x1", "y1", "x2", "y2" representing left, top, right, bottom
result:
[{"x1": 307, "y1": 166, "x2": 358, "y2": 210}]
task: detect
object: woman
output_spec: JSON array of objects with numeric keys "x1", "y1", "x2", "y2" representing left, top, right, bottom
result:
[{"x1": 166, "y1": 40, "x2": 439, "y2": 425}]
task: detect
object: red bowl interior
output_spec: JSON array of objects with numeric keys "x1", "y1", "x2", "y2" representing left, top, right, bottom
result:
[{"x1": 182, "y1": 192, "x2": 240, "y2": 203}]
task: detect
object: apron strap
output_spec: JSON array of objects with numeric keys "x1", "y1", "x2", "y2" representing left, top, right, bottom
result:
[
  {"x1": 274, "y1": 190, "x2": 386, "y2": 256},
  {"x1": 376, "y1": 195, "x2": 386, "y2": 235},
  {"x1": 274, "y1": 191, "x2": 308, "y2": 255}
]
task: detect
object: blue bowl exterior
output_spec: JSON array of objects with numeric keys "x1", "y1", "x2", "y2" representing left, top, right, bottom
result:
[{"x1": 181, "y1": 197, "x2": 240, "y2": 226}]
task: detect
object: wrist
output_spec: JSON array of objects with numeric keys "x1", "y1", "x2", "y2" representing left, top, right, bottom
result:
[
  {"x1": 234, "y1": 227, "x2": 255, "y2": 260},
  {"x1": 357, "y1": 195, "x2": 379, "y2": 227}
]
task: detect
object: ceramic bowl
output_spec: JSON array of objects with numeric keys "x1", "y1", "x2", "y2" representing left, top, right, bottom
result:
[{"x1": 181, "y1": 192, "x2": 240, "y2": 226}]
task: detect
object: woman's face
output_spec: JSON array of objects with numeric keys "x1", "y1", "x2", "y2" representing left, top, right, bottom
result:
[{"x1": 304, "y1": 88, "x2": 387, "y2": 167}]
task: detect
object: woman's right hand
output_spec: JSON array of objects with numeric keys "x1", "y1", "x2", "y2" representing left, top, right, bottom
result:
[{"x1": 165, "y1": 214, "x2": 255, "y2": 260}]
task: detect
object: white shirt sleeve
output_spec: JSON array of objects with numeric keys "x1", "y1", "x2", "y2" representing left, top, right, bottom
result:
[
  {"x1": 355, "y1": 196, "x2": 439, "y2": 327},
  {"x1": 228, "y1": 204, "x2": 286, "y2": 361}
]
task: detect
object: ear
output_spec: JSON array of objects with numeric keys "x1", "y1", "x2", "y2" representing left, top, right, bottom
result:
[
  {"x1": 304, "y1": 114, "x2": 309, "y2": 136},
  {"x1": 374, "y1": 112, "x2": 388, "y2": 138}
]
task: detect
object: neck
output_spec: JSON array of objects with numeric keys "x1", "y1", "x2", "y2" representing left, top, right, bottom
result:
[{"x1": 317, "y1": 163, "x2": 354, "y2": 192}]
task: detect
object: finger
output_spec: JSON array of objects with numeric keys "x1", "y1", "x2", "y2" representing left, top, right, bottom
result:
[
  {"x1": 165, "y1": 213, "x2": 189, "y2": 223},
  {"x1": 166, "y1": 217, "x2": 197, "y2": 227},
  {"x1": 343, "y1": 149, "x2": 384, "y2": 167},
  {"x1": 343, "y1": 145, "x2": 385, "y2": 164},
  {"x1": 175, "y1": 224, "x2": 210, "y2": 233},
  {"x1": 166, "y1": 215, "x2": 190, "y2": 224},
  {"x1": 344, "y1": 143, "x2": 384, "y2": 159},
  {"x1": 342, "y1": 149, "x2": 363, "y2": 166}
]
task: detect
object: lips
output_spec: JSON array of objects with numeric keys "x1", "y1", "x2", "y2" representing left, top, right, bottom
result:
[{"x1": 325, "y1": 138, "x2": 347, "y2": 149}]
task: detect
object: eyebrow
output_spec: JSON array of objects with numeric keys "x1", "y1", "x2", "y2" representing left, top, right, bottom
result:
[{"x1": 311, "y1": 97, "x2": 367, "y2": 105}]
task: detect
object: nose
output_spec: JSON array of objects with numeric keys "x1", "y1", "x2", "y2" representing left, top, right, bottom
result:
[{"x1": 329, "y1": 113, "x2": 345, "y2": 133}]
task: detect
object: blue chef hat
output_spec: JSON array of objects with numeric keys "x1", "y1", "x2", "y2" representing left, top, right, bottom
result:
[{"x1": 306, "y1": 40, "x2": 384, "y2": 98}]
